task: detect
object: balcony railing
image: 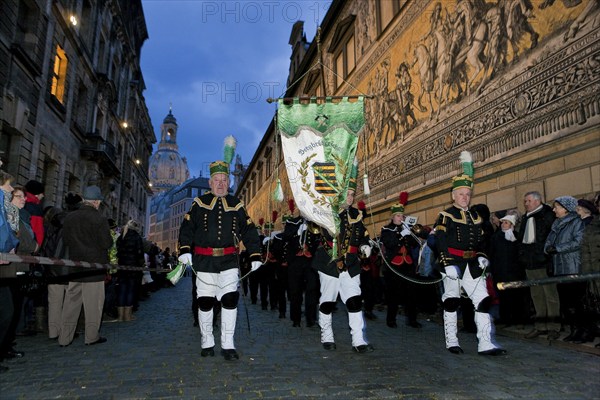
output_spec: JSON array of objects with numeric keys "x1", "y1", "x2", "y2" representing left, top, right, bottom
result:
[{"x1": 81, "y1": 131, "x2": 120, "y2": 176}]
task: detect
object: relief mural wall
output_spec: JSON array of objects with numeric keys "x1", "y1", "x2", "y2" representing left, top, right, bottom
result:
[{"x1": 334, "y1": 0, "x2": 599, "y2": 208}]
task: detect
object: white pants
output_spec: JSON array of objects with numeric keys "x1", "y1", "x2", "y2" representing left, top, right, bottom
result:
[
  {"x1": 195, "y1": 269, "x2": 239, "y2": 350},
  {"x1": 318, "y1": 271, "x2": 367, "y2": 347},
  {"x1": 195, "y1": 269, "x2": 239, "y2": 300},
  {"x1": 318, "y1": 271, "x2": 361, "y2": 304},
  {"x1": 441, "y1": 265, "x2": 499, "y2": 352}
]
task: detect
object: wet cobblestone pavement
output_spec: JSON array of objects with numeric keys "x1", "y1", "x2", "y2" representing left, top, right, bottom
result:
[{"x1": 1, "y1": 275, "x2": 599, "y2": 399}]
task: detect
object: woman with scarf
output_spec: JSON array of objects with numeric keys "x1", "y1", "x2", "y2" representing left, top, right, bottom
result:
[
  {"x1": 544, "y1": 196, "x2": 585, "y2": 342},
  {"x1": 490, "y1": 214, "x2": 529, "y2": 326},
  {"x1": 0, "y1": 171, "x2": 19, "y2": 373},
  {"x1": 0, "y1": 186, "x2": 38, "y2": 361}
]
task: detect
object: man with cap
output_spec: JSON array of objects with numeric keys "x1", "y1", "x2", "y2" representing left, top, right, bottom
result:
[
  {"x1": 380, "y1": 192, "x2": 421, "y2": 328},
  {"x1": 24, "y1": 180, "x2": 45, "y2": 246},
  {"x1": 178, "y1": 136, "x2": 262, "y2": 361},
  {"x1": 312, "y1": 172, "x2": 374, "y2": 353},
  {"x1": 434, "y1": 151, "x2": 506, "y2": 355},
  {"x1": 517, "y1": 190, "x2": 559, "y2": 339},
  {"x1": 59, "y1": 185, "x2": 113, "y2": 346}
]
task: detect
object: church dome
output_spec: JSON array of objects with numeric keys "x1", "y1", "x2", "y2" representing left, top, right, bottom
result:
[
  {"x1": 149, "y1": 109, "x2": 190, "y2": 192},
  {"x1": 149, "y1": 150, "x2": 189, "y2": 191}
]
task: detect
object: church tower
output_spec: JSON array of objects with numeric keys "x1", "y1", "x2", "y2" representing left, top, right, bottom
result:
[{"x1": 148, "y1": 108, "x2": 190, "y2": 192}]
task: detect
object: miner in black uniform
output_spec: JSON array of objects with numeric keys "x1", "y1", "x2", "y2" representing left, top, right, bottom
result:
[
  {"x1": 313, "y1": 181, "x2": 374, "y2": 353},
  {"x1": 434, "y1": 151, "x2": 506, "y2": 356},
  {"x1": 280, "y1": 199, "x2": 320, "y2": 328},
  {"x1": 265, "y1": 214, "x2": 288, "y2": 319},
  {"x1": 178, "y1": 137, "x2": 262, "y2": 361},
  {"x1": 380, "y1": 192, "x2": 422, "y2": 329},
  {"x1": 259, "y1": 220, "x2": 278, "y2": 311}
]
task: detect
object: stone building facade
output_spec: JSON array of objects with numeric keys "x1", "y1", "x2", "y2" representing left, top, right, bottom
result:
[
  {"x1": 237, "y1": 0, "x2": 600, "y2": 234},
  {"x1": 0, "y1": 0, "x2": 154, "y2": 228}
]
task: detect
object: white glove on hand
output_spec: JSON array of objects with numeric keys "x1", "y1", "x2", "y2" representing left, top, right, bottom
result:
[
  {"x1": 263, "y1": 237, "x2": 270, "y2": 245},
  {"x1": 400, "y1": 227, "x2": 412, "y2": 237},
  {"x1": 478, "y1": 257, "x2": 490, "y2": 269},
  {"x1": 444, "y1": 265, "x2": 460, "y2": 280},
  {"x1": 360, "y1": 245, "x2": 372, "y2": 258},
  {"x1": 178, "y1": 253, "x2": 192, "y2": 266},
  {"x1": 297, "y1": 223, "x2": 307, "y2": 236},
  {"x1": 251, "y1": 261, "x2": 262, "y2": 272}
]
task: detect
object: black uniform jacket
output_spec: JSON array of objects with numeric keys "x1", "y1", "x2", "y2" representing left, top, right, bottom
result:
[
  {"x1": 178, "y1": 192, "x2": 261, "y2": 273},
  {"x1": 380, "y1": 222, "x2": 415, "y2": 271},
  {"x1": 281, "y1": 216, "x2": 320, "y2": 265},
  {"x1": 434, "y1": 205, "x2": 487, "y2": 278},
  {"x1": 313, "y1": 206, "x2": 370, "y2": 278}
]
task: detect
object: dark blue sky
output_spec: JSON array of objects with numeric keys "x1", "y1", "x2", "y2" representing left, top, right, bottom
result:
[{"x1": 140, "y1": 1, "x2": 331, "y2": 178}]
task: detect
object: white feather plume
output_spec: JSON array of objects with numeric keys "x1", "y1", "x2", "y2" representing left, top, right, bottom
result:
[
  {"x1": 458, "y1": 151, "x2": 473, "y2": 163},
  {"x1": 459, "y1": 151, "x2": 472, "y2": 164}
]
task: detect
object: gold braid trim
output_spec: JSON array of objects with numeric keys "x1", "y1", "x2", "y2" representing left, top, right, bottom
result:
[{"x1": 194, "y1": 196, "x2": 243, "y2": 211}]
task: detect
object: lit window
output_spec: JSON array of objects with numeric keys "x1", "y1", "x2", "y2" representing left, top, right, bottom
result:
[{"x1": 51, "y1": 45, "x2": 68, "y2": 103}]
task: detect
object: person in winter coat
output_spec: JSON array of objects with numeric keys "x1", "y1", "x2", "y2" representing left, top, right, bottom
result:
[
  {"x1": 24, "y1": 180, "x2": 45, "y2": 247},
  {"x1": 0, "y1": 187, "x2": 37, "y2": 361},
  {"x1": 489, "y1": 214, "x2": 529, "y2": 326},
  {"x1": 518, "y1": 191, "x2": 559, "y2": 339},
  {"x1": 0, "y1": 170, "x2": 19, "y2": 373},
  {"x1": 41, "y1": 193, "x2": 82, "y2": 339},
  {"x1": 59, "y1": 185, "x2": 112, "y2": 347},
  {"x1": 116, "y1": 220, "x2": 145, "y2": 321},
  {"x1": 579, "y1": 194, "x2": 600, "y2": 345},
  {"x1": 544, "y1": 196, "x2": 584, "y2": 342}
]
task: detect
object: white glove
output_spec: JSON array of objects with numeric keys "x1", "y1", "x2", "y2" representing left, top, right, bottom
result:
[
  {"x1": 400, "y1": 227, "x2": 412, "y2": 237},
  {"x1": 251, "y1": 261, "x2": 262, "y2": 272},
  {"x1": 178, "y1": 253, "x2": 192, "y2": 266},
  {"x1": 478, "y1": 257, "x2": 490, "y2": 269},
  {"x1": 444, "y1": 265, "x2": 460, "y2": 280},
  {"x1": 297, "y1": 223, "x2": 307, "y2": 236},
  {"x1": 360, "y1": 245, "x2": 372, "y2": 258},
  {"x1": 262, "y1": 237, "x2": 270, "y2": 245}
]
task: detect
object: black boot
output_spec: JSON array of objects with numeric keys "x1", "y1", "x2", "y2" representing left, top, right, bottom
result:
[
  {"x1": 572, "y1": 328, "x2": 592, "y2": 344},
  {"x1": 563, "y1": 326, "x2": 577, "y2": 342}
]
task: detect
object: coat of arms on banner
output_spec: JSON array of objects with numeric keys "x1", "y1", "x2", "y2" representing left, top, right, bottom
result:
[{"x1": 277, "y1": 97, "x2": 365, "y2": 235}]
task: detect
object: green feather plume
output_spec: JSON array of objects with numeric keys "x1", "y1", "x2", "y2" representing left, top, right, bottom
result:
[
  {"x1": 459, "y1": 151, "x2": 474, "y2": 178},
  {"x1": 223, "y1": 135, "x2": 237, "y2": 165}
]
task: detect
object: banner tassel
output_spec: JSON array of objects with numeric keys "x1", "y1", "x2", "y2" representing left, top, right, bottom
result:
[
  {"x1": 363, "y1": 174, "x2": 370, "y2": 196},
  {"x1": 332, "y1": 237, "x2": 338, "y2": 261},
  {"x1": 272, "y1": 179, "x2": 284, "y2": 202}
]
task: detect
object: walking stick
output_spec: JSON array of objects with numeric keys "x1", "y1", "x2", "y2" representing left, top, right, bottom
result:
[{"x1": 497, "y1": 272, "x2": 600, "y2": 290}]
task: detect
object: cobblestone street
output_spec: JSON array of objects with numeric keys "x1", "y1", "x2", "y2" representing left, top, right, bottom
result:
[{"x1": 1, "y1": 276, "x2": 599, "y2": 399}]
